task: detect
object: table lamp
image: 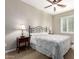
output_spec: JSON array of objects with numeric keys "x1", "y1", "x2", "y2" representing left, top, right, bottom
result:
[{"x1": 20, "y1": 24, "x2": 26, "y2": 36}]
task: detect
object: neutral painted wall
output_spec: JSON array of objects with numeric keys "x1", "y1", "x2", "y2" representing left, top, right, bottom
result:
[
  {"x1": 5, "y1": 0, "x2": 53, "y2": 50},
  {"x1": 53, "y1": 10, "x2": 74, "y2": 42}
]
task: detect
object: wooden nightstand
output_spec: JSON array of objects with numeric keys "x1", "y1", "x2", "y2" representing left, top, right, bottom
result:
[{"x1": 16, "y1": 36, "x2": 30, "y2": 53}]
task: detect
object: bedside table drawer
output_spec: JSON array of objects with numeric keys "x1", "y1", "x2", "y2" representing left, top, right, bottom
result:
[{"x1": 18, "y1": 38, "x2": 26, "y2": 43}]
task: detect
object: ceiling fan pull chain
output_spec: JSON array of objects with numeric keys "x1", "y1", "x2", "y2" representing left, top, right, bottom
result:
[{"x1": 54, "y1": 7, "x2": 56, "y2": 12}]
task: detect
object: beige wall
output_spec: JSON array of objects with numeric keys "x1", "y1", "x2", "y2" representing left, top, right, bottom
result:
[
  {"x1": 5, "y1": 0, "x2": 53, "y2": 50},
  {"x1": 53, "y1": 10, "x2": 74, "y2": 42}
]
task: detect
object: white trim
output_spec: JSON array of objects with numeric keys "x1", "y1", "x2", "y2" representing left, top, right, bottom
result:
[
  {"x1": 5, "y1": 48, "x2": 16, "y2": 53},
  {"x1": 61, "y1": 32, "x2": 74, "y2": 34}
]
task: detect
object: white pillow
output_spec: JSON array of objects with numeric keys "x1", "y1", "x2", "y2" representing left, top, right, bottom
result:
[{"x1": 30, "y1": 32, "x2": 48, "y2": 36}]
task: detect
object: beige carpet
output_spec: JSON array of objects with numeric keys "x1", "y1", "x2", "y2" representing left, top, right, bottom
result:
[{"x1": 5, "y1": 48, "x2": 74, "y2": 59}]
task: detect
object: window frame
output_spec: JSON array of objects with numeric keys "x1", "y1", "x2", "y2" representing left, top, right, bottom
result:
[{"x1": 60, "y1": 15, "x2": 74, "y2": 33}]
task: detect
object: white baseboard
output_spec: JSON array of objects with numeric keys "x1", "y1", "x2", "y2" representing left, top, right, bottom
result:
[{"x1": 5, "y1": 48, "x2": 16, "y2": 53}]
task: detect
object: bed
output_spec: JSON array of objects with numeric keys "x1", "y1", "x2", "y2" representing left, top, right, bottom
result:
[{"x1": 29, "y1": 26, "x2": 71, "y2": 59}]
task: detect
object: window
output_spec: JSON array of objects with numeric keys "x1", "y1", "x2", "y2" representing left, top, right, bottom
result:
[{"x1": 61, "y1": 15, "x2": 74, "y2": 33}]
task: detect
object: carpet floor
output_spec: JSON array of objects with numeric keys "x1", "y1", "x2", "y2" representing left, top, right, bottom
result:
[{"x1": 5, "y1": 48, "x2": 74, "y2": 59}]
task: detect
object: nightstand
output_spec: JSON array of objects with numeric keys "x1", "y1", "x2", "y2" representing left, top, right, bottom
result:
[{"x1": 16, "y1": 36, "x2": 30, "y2": 53}]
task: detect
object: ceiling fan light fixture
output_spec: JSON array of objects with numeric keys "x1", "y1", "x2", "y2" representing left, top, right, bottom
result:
[{"x1": 54, "y1": 4, "x2": 57, "y2": 7}]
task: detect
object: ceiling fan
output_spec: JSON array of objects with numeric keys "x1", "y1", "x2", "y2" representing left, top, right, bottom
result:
[{"x1": 45, "y1": 0, "x2": 66, "y2": 11}]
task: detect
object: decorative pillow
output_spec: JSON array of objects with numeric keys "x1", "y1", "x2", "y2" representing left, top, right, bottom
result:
[{"x1": 30, "y1": 32, "x2": 48, "y2": 36}]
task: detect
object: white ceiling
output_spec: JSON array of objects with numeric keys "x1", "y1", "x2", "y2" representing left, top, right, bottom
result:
[{"x1": 21, "y1": 0, "x2": 74, "y2": 15}]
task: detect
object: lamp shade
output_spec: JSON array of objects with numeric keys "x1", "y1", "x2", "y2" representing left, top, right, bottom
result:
[{"x1": 20, "y1": 24, "x2": 26, "y2": 30}]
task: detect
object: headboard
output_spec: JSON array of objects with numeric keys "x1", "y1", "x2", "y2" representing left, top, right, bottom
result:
[{"x1": 28, "y1": 26, "x2": 48, "y2": 36}]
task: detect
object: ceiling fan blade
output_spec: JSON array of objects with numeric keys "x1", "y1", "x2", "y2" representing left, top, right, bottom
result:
[
  {"x1": 47, "y1": 0, "x2": 54, "y2": 4},
  {"x1": 57, "y1": 0, "x2": 62, "y2": 3},
  {"x1": 57, "y1": 4, "x2": 66, "y2": 7},
  {"x1": 44, "y1": 5, "x2": 52, "y2": 8}
]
